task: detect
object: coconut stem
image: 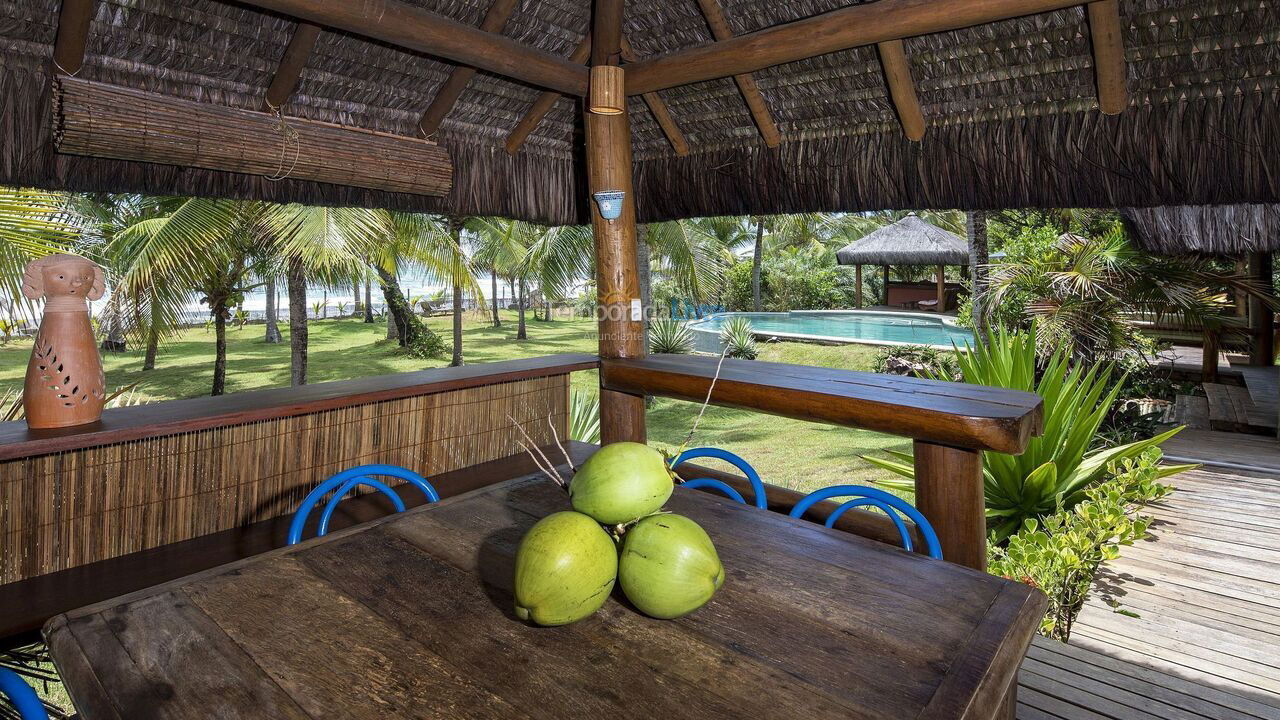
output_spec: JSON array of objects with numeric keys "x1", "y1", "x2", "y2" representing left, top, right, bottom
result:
[{"x1": 508, "y1": 414, "x2": 567, "y2": 490}]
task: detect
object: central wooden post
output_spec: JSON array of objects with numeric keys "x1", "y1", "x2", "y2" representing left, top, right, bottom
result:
[
  {"x1": 935, "y1": 264, "x2": 946, "y2": 312},
  {"x1": 855, "y1": 264, "x2": 863, "y2": 308},
  {"x1": 588, "y1": 0, "x2": 645, "y2": 444},
  {"x1": 912, "y1": 441, "x2": 986, "y2": 571}
]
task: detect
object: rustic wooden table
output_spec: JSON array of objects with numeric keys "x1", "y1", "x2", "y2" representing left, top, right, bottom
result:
[{"x1": 45, "y1": 469, "x2": 1045, "y2": 719}]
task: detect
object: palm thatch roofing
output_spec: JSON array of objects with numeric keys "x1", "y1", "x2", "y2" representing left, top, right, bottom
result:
[
  {"x1": 1122, "y1": 204, "x2": 1280, "y2": 256},
  {"x1": 1, "y1": 1, "x2": 1278, "y2": 225},
  {"x1": 835, "y1": 214, "x2": 968, "y2": 266}
]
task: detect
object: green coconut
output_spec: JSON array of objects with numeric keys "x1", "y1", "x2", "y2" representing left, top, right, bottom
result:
[
  {"x1": 569, "y1": 442, "x2": 674, "y2": 525},
  {"x1": 514, "y1": 511, "x2": 618, "y2": 626},
  {"x1": 619, "y1": 513, "x2": 724, "y2": 620}
]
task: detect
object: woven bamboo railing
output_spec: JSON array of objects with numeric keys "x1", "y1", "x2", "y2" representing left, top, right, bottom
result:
[{"x1": 53, "y1": 77, "x2": 453, "y2": 197}]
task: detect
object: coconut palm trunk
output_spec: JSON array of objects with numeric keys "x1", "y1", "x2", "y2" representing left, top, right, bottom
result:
[
  {"x1": 751, "y1": 217, "x2": 765, "y2": 312},
  {"x1": 99, "y1": 291, "x2": 127, "y2": 352},
  {"x1": 490, "y1": 269, "x2": 501, "y2": 327},
  {"x1": 449, "y1": 218, "x2": 465, "y2": 366},
  {"x1": 637, "y1": 226, "x2": 652, "y2": 349},
  {"x1": 377, "y1": 266, "x2": 417, "y2": 347},
  {"x1": 966, "y1": 211, "x2": 989, "y2": 329},
  {"x1": 211, "y1": 302, "x2": 228, "y2": 396},
  {"x1": 517, "y1": 275, "x2": 527, "y2": 340},
  {"x1": 287, "y1": 257, "x2": 308, "y2": 386},
  {"x1": 264, "y1": 277, "x2": 282, "y2": 343},
  {"x1": 363, "y1": 277, "x2": 374, "y2": 323},
  {"x1": 353, "y1": 280, "x2": 362, "y2": 316},
  {"x1": 143, "y1": 325, "x2": 159, "y2": 371}
]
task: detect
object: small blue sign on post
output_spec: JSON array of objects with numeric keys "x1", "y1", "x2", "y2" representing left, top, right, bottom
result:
[{"x1": 592, "y1": 190, "x2": 625, "y2": 222}]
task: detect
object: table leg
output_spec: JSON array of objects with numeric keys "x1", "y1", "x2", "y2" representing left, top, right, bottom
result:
[{"x1": 996, "y1": 673, "x2": 1018, "y2": 719}]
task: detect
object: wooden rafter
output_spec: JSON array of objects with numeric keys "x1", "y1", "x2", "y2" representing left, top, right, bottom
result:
[
  {"x1": 505, "y1": 34, "x2": 592, "y2": 155},
  {"x1": 261, "y1": 22, "x2": 321, "y2": 112},
  {"x1": 876, "y1": 39, "x2": 926, "y2": 141},
  {"x1": 417, "y1": 0, "x2": 520, "y2": 137},
  {"x1": 53, "y1": 0, "x2": 95, "y2": 76},
  {"x1": 693, "y1": 0, "x2": 780, "y2": 148},
  {"x1": 625, "y1": 0, "x2": 1086, "y2": 94},
  {"x1": 1087, "y1": 0, "x2": 1128, "y2": 114},
  {"x1": 619, "y1": 37, "x2": 689, "y2": 156},
  {"x1": 235, "y1": 0, "x2": 589, "y2": 95}
]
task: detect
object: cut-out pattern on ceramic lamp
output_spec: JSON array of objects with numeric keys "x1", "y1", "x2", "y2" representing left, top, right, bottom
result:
[{"x1": 22, "y1": 254, "x2": 107, "y2": 429}]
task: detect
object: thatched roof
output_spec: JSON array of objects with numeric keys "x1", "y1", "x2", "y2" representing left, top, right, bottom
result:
[
  {"x1": 1, "y1": 1, "x2": 1278, "y2": 224},
  {"x1": 835, "y1": 214, "x2": 968, "y2": 266},
  {"x1": 1122, "y1": 205, "x2": 1280, "y2": 256}
]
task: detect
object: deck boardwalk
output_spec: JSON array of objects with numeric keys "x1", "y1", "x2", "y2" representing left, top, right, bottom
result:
[{"x1": 1018, "y1": 466, "x2": 1280, "y2": 719}]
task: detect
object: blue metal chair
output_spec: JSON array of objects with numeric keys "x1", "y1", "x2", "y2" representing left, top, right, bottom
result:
[
  {"x1": 0, "y1": 668, "x2": 49, "y2": 720},
  {"x1": 789, "y1": 485, "x2": 943, "y2": 559},
  {"x1": 670, "y1": 447, "x2": 768, "y2": 509},
  {"x1": 287, "y1": 464, "x2": 440, "y2": 545}
]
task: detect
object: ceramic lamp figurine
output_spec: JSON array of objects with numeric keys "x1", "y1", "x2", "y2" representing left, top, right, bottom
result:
[{"x1": 21, "y1": 254, "x2": 107, "y2": 429}]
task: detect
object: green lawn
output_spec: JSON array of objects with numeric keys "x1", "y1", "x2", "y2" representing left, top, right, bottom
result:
[{"x1": 0, "y1": 312, "x2": 908, "y2": 492}]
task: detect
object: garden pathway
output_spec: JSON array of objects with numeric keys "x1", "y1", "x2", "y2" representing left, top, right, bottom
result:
[{"x1": 1017, "y1": 466, "x2": 1280, "y2": 719}]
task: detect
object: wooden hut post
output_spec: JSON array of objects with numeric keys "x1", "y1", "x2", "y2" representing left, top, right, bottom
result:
[
  {"x1": 936, "y1": 264, "x2": 945, "y2": 311},
  {"x1": 882, "y1": 266, "x2": 890, "y2": 305},
  {"x1": 588, "y1": 0, "x2": 645, "y2": 444},
  {"x1": 855, "y1": 265, "x2": 863, "y2": 308},
  {"x1": 1249, "y1": 252, "x2": 1274, "y2": 366}
]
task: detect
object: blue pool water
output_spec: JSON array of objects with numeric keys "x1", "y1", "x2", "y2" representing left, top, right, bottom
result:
[{"x1": 686, "y1": 311, "x2": 974, "y2": 350}]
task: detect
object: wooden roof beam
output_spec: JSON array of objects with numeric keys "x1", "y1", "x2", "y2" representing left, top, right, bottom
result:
[
  {"x1": 1087, "y1": 0, "x2": 1128, "y2": 114},
  {"x1": 53, "y1": 0, "x2": 95, "y2": 76},
  {"x1": 417, "y1": 0, "x2": 520, "y2": 137},
  {"x1": 261, "y1": 22, "x2": 321, "y2": 111},
  {"x1": 232, "y1": 0, "x2": 589, "y2": 96},
  {"x1": 876, "y1": 39, "x2": 926, "y2": 141},
  {"x1": 505, "y1": 34, "x2": 592, "y2": 155},
  {"x1": 620, "y1": 37, "x2": 689, "y2": 156},
  {"x1": 625, "y1": 0, "x2": 1086, "y2": 95},
  {"x1": 693, "y1": 0, "x2": 780, "y2": 148}
]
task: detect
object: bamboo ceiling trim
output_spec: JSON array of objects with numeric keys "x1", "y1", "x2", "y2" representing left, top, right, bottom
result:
[
  {"x1": 0, "y1": 374, "x2": 569, "y2": 585},
  {"x1": 53, "y1": 77, "x2": 454, "y2": 198}
]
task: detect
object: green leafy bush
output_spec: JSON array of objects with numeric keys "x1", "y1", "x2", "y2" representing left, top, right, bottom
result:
[
  {"x1": 989, "y1": 449, "x2": 1175, "y2": 641},
  {"x1": 721, "y1": 261, "x2": 758, "y2": 312},
  {"x1": 649, "y1": 319, "x2": 694, "y2": 354},
  {"x1": 865, "y1": 325, "x2": 1191, "y2": 539},
  {"x1": 763, "y1": 247, "x2": 845, "y2": 311},
  {"x1": 405, "y1": 324, "x2": 448, "y2": 359},
  {"x1": 721, "y1": 317, "x2": 758, "y2": 359},
  {"x1": 872, "y1": 344, "x2": 961, "y2": 381}
]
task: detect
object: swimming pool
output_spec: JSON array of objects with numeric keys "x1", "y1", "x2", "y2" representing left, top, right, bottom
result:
[{"x1": 685, "y1": 310, "x2": 974, "y2": 351}]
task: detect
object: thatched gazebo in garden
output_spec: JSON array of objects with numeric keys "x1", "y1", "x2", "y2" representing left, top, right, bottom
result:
[
  {"x1": 835, "y1": 214, "x2": 968, "y2": 311},
  {"x1": 0, "y1": 1, "x2": 1278, "y2": 717}
]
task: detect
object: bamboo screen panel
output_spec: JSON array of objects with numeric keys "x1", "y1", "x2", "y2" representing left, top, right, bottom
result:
[
  {"x1": 53, "y1": 77, "x2": 453, "y2": 198},
  {"x1": 0, "y1": 374, "x2": 568, "y2": 585}
]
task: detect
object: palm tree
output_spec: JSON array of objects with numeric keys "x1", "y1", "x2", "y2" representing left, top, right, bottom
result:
[
  {"x1": 370, "y1": 213, "x2": 475, "y2": 353},
  {"x1": 0, "y1": 188, "x2": 78, "y2": 317},
  {"x1": 644, "y1": 218, "x2": 735, "y2": 305},
  {"x1": 472, "y1": 218, "x2": 540, "y2": 340},
  {"x1": 267, "y1": 205, "x2": 390, "y2": 385}
]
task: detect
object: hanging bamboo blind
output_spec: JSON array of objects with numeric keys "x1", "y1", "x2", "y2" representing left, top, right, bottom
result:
[
  {"x1": 0, "y1": 374, "x2": 568, "y2": 585},
  {"x1": 52, "y1": 77, "x2": 453, "y2": 197}
]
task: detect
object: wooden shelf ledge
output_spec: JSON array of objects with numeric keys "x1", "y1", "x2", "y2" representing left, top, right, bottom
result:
[
  {"x1": 0, "y1": 354, "x2": 599, "y2": 462},
  {"x1": 602, "y1": 354, "x2": 1042, "y2": 454}
]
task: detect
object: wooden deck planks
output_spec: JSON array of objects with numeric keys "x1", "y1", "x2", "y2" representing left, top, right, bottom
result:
[{"x1": 1018, "y1": 467, "x2": 1280, "y2": 719}]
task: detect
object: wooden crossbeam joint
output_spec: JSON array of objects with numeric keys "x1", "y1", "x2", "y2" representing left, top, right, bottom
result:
[
  {"x1": 1086, "y1": 0, "x2": 1128, "y2": 115},
  {"x1": 693, "y1": 0, "x2": 781, "y2": 148},
  {"x1": 417, "y1": 0, "x2": 521, "y2": 137},
  {"x1": 53, "y1": 0, "x2": 95, "y2": 76},
  {"x1": 262, "y1": 22, "x2": 321, "y2": 112},
  {"x1": 619, "y1": 37, "x2": 690, "y2": 157},
  {"x1": 505, "y1": 34, "x2": 593, "y2": 155},
  {"x1": 876, "y1": 39, "x2": 926, "y2": 141}
]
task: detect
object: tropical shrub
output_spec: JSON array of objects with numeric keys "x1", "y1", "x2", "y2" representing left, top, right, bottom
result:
[
  {"x1": 721, "y1": 261, "x2": 757, "y2": 312},
  {"x1": 404, "y1": 324, "x2": 448, "y2": 359},
  {"x1": 989, "y1": 449, "x2": 1174, "y2": 641},
  {"x1": 872, "y1": 344, "x2": 961, "y2": 381},
  {"x1": 763, "y1": 246, "x2": 845, "y2": 311},
  {"x1": 864, "y1": 325, "x2": 1191, "y2": 540},
  {"x1": 570, "y1": 390, "x2": 601, "y2": 444},
  {"x1": 721, "y1": 317, "x2": 758, "y2": 360},
  {"x1": 649, "y1": 319, "x2": 693, "y2": 354}
]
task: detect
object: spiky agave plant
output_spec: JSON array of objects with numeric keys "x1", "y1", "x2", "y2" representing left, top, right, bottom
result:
[
  {"x1": 649, "y1": 319, "x2": 694, "y2": 354},
  {"x1": 569, "y1": 390, "x2": 601, "y2": 444},
  {"x1": 864, "y1": 324, "x2": 1192, "y2": 540},
  {"x1": 721, "y1": 316, "x2": 758, "y2": 360}
]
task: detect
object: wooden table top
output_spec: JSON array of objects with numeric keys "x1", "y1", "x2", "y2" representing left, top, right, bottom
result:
[{"x1": 45, "y1": 470, "x2": 1046, "y2": 720}]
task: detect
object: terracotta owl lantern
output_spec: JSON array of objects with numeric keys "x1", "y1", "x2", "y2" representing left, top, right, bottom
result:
[{"x1": 22, "y1": 254, "x2": 107, "y2": 429}]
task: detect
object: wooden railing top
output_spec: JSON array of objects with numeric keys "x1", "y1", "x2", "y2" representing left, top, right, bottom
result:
[
  {"x1": 0, "y1": 354, "x2": 599, "y2": 462},
  {"x1": 602, "y1": 354, "x2": 1043, "y2": 454}
]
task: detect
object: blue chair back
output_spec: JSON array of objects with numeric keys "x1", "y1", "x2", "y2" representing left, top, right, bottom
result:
[
  {"x1": 0, "y1": 668, "x2": 49, "y2": 720},
  {"x1": 670, "y1": 447, "x2": 767, "y2": 509},
  {"x1": 789, "y1": 485, "x2": 943, "y2": 559},
  {"x1": 287, "y1": 464, "x2": 440, "y2": 545}
]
